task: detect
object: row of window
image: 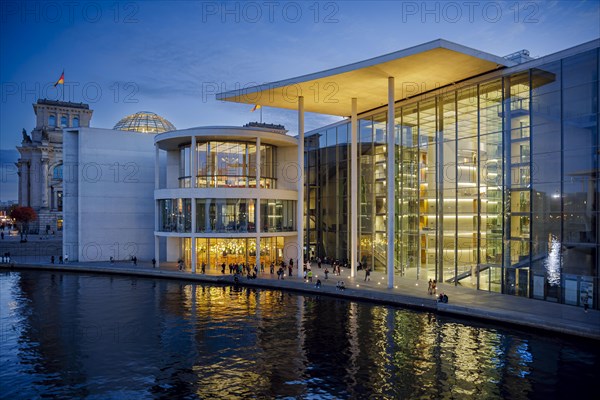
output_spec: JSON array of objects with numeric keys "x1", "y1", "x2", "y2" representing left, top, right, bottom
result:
[
  {"x1": 179, "y1": 141, "x2": 277, "y2": 188},
  {"x1": 48, "y1": 115, "x2": 79, "y2": 128},
  {"x1": 158, "y1": 198, "x2": 296, "y2": 233}
]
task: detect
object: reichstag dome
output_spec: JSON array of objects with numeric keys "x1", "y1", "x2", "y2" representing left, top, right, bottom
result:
[{"x1": 113, "y1": 111, "x2": 176, "y2": 133}]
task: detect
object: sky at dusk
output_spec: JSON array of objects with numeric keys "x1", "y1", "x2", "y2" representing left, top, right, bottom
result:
[{"x1": 1, "y1": 0, "x2": 599, "y2": 201}]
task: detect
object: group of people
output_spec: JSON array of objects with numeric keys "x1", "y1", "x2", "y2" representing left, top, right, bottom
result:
[{"x1": 49, "y1": 254, "x2": 68, "y2": 264}]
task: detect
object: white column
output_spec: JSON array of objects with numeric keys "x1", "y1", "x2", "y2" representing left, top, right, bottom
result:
[
  {"x1": 387, "y1": 77, "x2": 395, "y2": 289},
  {"x1": 155, "y1": 144, "x2": 160, "y2": 189},
  {"x1": 41, "y1": 158, "x2": 49, "y2": 208},
  {"x1": 191, "y1": 136, "x2": 197, "y2": 188},
  {"x1": 191, "y1": 236, "x2": 196, "y2": 273},
  {"x1": 191, "y1": 198, "x2": 196, "y2": 273},
  {"x1": 256, "y1": 136, "x2": 261, "y2": 270},
  {"x1": 350, "y1": 98, "x2": 358, "y2": 278},
  {"x1": 190, "y1": 135, "x2": 198, "y2": 274},
  {"x1": 297, "y1": 96, "x2": 304, "y2": 278},
  {"x1": 155, "y1": 236, "x2": 160, "y2": 269}
]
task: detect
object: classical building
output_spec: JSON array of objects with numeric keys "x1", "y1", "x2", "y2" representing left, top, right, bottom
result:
[
  {"x1": 218, "y1": 38, "x2": 600, "y2": 309},
  {"x1": 16, "y1": 99, "x2": 93, "y2": 233},
  {"x1": 153, "y1": 124, "x2": 300, "y2": 271}
]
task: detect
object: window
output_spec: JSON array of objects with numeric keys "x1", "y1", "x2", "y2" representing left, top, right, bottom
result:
[
  {"x1": 52, "y1": 164, "x2": 63, "y2": 180},
  {"x1": 49, "y1": 115, "x2": 56, "y2": 126},
  {"x1": 73, "y1": 117, "x2": 79, "y2": 127},
  {"x1": 61, "y1": 116, "x2": 68, "y2": 127}
]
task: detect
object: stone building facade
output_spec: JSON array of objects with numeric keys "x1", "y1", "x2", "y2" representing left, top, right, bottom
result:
[{"x1": 16, "y1": 99, "x2": 93, "y2": 233}]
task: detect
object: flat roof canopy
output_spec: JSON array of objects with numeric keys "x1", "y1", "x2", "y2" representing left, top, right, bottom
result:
[{"x1": 217, "y1": 39, "x2": 515, "y2": 117}]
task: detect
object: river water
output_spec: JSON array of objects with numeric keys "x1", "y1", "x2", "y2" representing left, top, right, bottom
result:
[{"x1": 1, "y1": 270, "x2": 598, "y2": 399}]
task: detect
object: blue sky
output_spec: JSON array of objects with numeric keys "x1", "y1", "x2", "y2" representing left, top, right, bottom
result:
[{"x1": 1, "y1": 0, "x2": 599, "y2": 201}]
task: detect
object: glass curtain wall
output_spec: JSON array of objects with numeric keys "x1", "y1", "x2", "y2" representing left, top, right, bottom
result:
[
  {"x1": 193, "y1": 141, "x2": 275, "y2": 188},
  {"x1": 158, "y1": 199, "x2": 191, "y2": 232},
  {"x1": 304, "y1": 49, "x2": 599, "y2": 308},
  {"x1": 305, "y1": 127, "x2": 349, "y2": 261},
  {"x1": 195, "y1": 198, "x2": 256, "y2": 233},
  {"x1": 191, "y1": 237, "x2": 285, "y2": 272}
]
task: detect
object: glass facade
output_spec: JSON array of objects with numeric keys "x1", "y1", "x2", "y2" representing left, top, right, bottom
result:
[
  {"x1": 179, "y1": 141, "x2": 276, "y2": 188},
  {"x1": 158, "y1": 198, "x2": 191, "y2": 232},
  {"x1": 260, "y1": 199, "x2": 296, "y2": 232},
  {"x1": 195, "y1": 198, "x2": 256, "y2": 233},
  {"x1": 305, "y1": 48, "x2": 599, "y2": 308},
  {"x1": 180, "y1": 237, "x2": 285, "y2": 271}
]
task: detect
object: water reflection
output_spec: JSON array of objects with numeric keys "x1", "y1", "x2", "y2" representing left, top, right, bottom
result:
[{"x1": 0, "y1": 271, "x2": 598, "y2": 399}]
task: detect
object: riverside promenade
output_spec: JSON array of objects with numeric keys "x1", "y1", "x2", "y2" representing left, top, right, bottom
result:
[{"x1": 2, "y1": 256, "x2": 598, "y2": 342}]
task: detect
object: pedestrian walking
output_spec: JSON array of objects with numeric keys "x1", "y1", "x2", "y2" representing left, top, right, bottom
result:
[
  {"x1": 133, "y1": 256, "x2": 137, "y2": 266},
  {"x1": 307, "y1": 269, "x2": 313, "y2": 282},
  {"x1": 432, "y1": 280, "x2": 437, "y2": 295},
  {"x1": 152, "y1": 258, "x2": 156, "y2": 268},
  {"x1": 428, "y1": 279, "x2": 433, "y2": 295},
  {"x1": 59, "y1": 256, "x2": 63, "y2": 264},
  {"x1": 1, "y1": 232, "x2": 4, "y2": 240},
  {"x1": 201, "y1": 262, "x2": 206, "y2": 274},
  {"x1": 50, "y1": 255, "x2": 55, "y2": 264},
  {"x1": 288, "y1": 264, "x2": 293, "y2": 277},
  {"x1": 582, "y1": 291, "x2": 590, "y2": 313},
  {"x1": 364, "y1": 267, "x2": 371, "y2": 282},
  {"x1": 324, "y1": 268, "x2": 329, "y2": 279}
]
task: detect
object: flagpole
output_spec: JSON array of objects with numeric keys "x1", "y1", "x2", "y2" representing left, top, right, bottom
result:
[{"x1": 260, "y1": 106, "x2": 263, "y2": 123}]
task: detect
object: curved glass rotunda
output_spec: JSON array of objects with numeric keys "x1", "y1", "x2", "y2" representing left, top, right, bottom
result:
[{"x1": 113, "y1": 111, "x2": 175, "y2": 133}]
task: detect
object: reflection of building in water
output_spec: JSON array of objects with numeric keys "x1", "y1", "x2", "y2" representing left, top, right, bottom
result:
[
  {"x1": 218, "y1": 38, "x2": 599, "y2": 310},
  {"x1": 12, "y1": 271, "x2": 593, "y2": 398}
]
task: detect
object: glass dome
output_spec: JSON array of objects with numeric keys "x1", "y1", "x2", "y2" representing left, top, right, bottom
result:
[{"x1": 113, "y1": 111, "x2": 175, "y2": 134}]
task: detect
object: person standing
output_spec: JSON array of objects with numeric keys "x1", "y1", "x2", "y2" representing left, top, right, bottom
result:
[
  {"x1": 364, "y1": 267, "x2": 371, "y2": 282},
  {"x1": 288, "y1": 264, "x2": 293, "y2": 278},
  {"x1": 50, "y1": 256, "x2": 55, "y2": 264},
  {"x1": 152, "y1": 258, "x2": 156, "y2": 268},
  {"x1": 201, "y1": 262, "x2": 206, "y2": 274},
  {"x1": 428, "y1": 279, "x2": 433, "y2": 295},
  {"x1": 432, "y1": 280, "x2": 437, "y2": 295}
]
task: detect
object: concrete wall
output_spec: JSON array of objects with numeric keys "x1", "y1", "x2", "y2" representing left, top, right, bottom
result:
[
  {"x1": 283, "y1": 236, "x2": 299, "y2": 265},
  {"x1": 166, "y1": 236, "x2": 180, "y2": 261},
  {"x1": 63, "y1": 130, "x2": 79, "y2": 260},
  {"x1": 166, "y1": 150, "x2": 179, "y2": 189},
  {"x1": 63, "y1": 128, "x2": 156, "y2": 262},
  {"x1": 277, "y1": 146, "x2": 299, "y2": 191}
]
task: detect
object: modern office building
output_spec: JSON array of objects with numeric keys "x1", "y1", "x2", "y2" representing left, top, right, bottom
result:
[
  {"x1": 60, "y1": 111, "x2": 175, "y2": 262},
  {"x1": 153, "y1": 124, "x2": 300, "y2": 271},
  {"x1": 218, "y1": 39, "x2": 600, "y2": 309}
]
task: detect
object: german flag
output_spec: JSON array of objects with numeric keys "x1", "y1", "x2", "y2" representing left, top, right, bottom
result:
[{"x1": 54, "y1": 70, "x2": 64, "y2": 87}]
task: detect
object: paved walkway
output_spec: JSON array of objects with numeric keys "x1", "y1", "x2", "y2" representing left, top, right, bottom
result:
[{"x1": 1, "y1": 259, "x2": 598, "y2": 341}]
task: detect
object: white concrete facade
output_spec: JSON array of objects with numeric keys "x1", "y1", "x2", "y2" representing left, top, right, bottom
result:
[{"x1": 63, "y1": 128, "x2": 157, "y2": 262}]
